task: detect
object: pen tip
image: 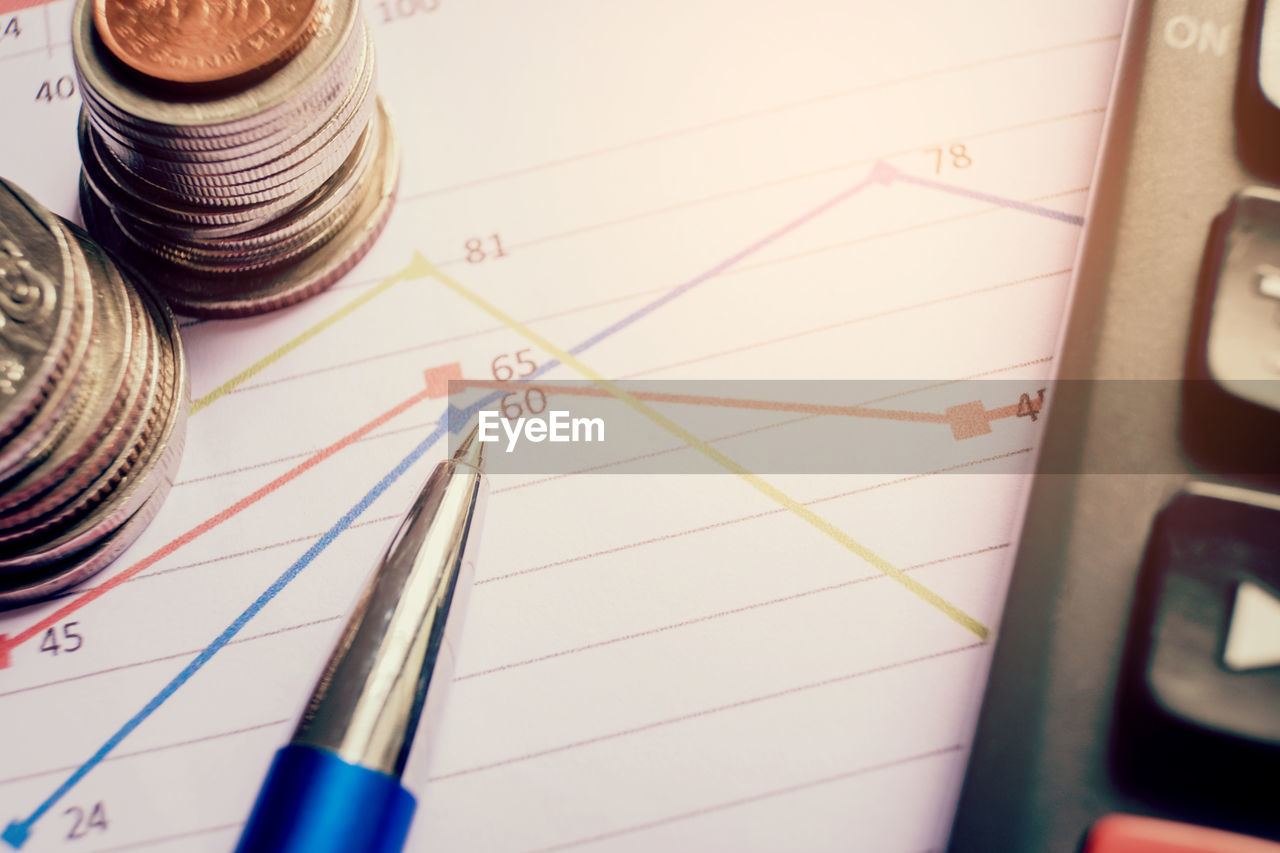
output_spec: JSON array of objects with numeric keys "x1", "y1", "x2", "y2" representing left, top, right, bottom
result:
[{"x1": 453, "y1": 424, "x2": 485, "y2": 470}]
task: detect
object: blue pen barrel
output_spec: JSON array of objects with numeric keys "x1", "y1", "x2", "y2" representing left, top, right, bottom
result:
[{"x1": 235, "y1": 745, "x2": 417, "y2": 853}]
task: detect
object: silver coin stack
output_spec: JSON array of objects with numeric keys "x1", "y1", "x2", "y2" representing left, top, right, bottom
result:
[
  {"x1": 0, "y1": 179, "x2": 188, "y2": 607},
  {"x1": 72, "y1": 0, "x2": 400, "y2": 318}
]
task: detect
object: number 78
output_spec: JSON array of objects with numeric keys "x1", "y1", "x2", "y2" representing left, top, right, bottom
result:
[{"x1": 925, "y1": 143, "x2": 972, "y2": 173}]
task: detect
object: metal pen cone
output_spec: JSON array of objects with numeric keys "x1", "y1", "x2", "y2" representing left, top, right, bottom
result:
[{"x1": 453, "y1": 424, "x2": 485, "y2": 470}]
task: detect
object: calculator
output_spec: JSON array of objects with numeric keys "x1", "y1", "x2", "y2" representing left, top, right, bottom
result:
[{"x1": 947, "y1": 0, "x2": 1280, "y2": 850}]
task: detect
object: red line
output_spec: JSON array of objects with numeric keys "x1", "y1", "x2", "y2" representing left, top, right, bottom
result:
[
  {"x1": 453, "y1": 377, "x2": 1045, "y2": 428},
  {"x1": 0, "y1": 0, "x2": 47, "y2": 14},
  {"x1": 987, "y1": 402, "x2": 1028, "y2": 421},
  {"x1": 0, "y1": 385, "x2": 433, "y2": 668}
]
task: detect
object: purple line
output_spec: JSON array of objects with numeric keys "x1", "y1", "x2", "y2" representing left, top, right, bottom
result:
[
  {"x1": 566, "y1": 162, "x2": 902, "y2": 357},
  {"x1": 893, "y1": 171, "x2": 1085, "y2": 225}
]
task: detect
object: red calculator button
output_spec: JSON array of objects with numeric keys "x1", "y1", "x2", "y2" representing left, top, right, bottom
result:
[{"x1": 1084, "y1": 815, "x2": 1280, "y2": 852}]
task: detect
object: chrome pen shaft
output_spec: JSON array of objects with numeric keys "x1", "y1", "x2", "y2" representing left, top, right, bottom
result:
[
  {"x1": 293, "y1": 426, "x2": 487, "y2": 775},
  {"x1": 236, "y1": 427, "x2": 486, "y2": 853}
]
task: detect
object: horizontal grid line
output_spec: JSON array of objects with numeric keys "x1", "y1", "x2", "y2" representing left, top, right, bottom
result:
[
  {"x1": 497, "y1": 111, "x2": 1101, "y2": 259},
  {"x1": 431, "y1": 645, "x2": 981, "y2": 783},
  {"x1": 219, "y1": 282, "x2": 674, "y2": 400},
  {"x1": 402, "y1": 34, "x2": 1117, "y2": 200},
  {"x1": 87, "y1": 822, "x2": 243, "y2": 853},
  {"x1": 620, "y1": 265, "x2": 1074, "y2": 379},
  {"x1": 0, "y1": 720, "x2": 288, "y2": 788},
  {"x1": 477, "y1": 444, "x2": 1034, "y2": 586},
  {"x1": 313, "y1": 108, "x2": 1099, "y2": 304},
  {"x1": 0, "y1": 40, "x2": 68, "y2": 62},
  {"x1": 457, "y1": 543, "x2": 1009, "y2": 681},
  {"x1": 0, "y1": 616, "x2": 341, "y2": 700},
  {"x1": 525, "y1": 744, "x2": 964, "y2": 853},
  {"x1": 44, "y1": 516, "x2": 399, "y2": 600}
]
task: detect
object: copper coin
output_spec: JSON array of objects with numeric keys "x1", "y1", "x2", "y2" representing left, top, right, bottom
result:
[{"x1": 93, "y1": 0, "x2": 321, "y2": 88}]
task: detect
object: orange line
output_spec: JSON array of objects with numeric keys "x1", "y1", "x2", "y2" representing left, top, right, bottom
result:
[
  {"x1": 453, "y1": 378, "x2": 954, "y2": 424},
  {"x1": 987, "y1": 402, "x2": 1031, "y2": 421},
  {"x1": 457, "y1": 378, "x2": 1047, "y2": 430},
  {"x1": 0, "y1": 385, "x2": 434, "y2": 667}
]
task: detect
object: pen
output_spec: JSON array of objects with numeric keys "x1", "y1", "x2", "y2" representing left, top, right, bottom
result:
[{"x1": 234, "y1": 426, "x2": 487, "y2": 853}]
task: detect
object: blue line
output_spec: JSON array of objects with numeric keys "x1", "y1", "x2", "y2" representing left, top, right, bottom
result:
[
  {"x1": 3, "y1": 163, "x2": 1083, "y2": 848},
  {"x1": 893, "y1": 171, "x2": 1086, "y2": 226}
]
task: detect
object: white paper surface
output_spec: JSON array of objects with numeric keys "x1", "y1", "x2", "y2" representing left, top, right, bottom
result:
[{"x1": 0, "y1": 1, "x2": 1125, "y2": 850}]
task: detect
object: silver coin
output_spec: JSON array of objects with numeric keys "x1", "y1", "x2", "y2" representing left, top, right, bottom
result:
[
  {"x1": 79, "y1": 22, "x2": 368, "y2": 168},
  {"x1": 79, "y1": 114, "x2": 330, "y2": 232},
  {"x1": 0, "y1": 184, "x2": 190, "y2": 607},
  {"x1": 0, "y1": 181, "x2": 77, "y2": 471},
  {"x1": 0, "y1": 201, "x2": 94, "y2": 487},
  {"x1": 83, "y1": 98, "x2": 399, "y2": 317},
  {"x1": 0, "y1": 478, "x2": 166, "y2": 607},
  {"x1": 75, "y1": 30, "x2": 377, "y2": 241},
  {"x1": 119, "y1": 109, "x2": 381, "y2": 274},
  {"x1": 0, "y1": 257, "x2": 187, "y2": 571},
  {"x1": 78, "y1": 25, "x2": 375, "y2": 205},
  {"x1": 0, "y1": 239, "x2": 156, "y2": 550},
  {"x1": 0, "y1": 224, "x2": 143, "y2": 521},
  {"x1": 89, "y1": 71, "x2": 371, "y2": 207}
]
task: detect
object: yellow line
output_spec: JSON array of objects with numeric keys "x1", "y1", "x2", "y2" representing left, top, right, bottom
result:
[
  {"x1": 190, "y1": 262, "x2": 427, "y2": 414},
  {"x1": 417, "y1": 252, "x2": 990, "y2": 641}
]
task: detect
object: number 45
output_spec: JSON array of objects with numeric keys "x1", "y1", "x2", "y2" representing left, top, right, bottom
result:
[{"x1": 40, "y1": 621, "x2": 83, "y2": 656}]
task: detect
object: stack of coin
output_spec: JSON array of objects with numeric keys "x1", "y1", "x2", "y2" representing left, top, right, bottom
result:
[
  {"x1": 0, "y1": 179, "x2": 188, "y2": 608},
  {"x1": 72, "y1": 0, "x2": 399, "y2": 318}
]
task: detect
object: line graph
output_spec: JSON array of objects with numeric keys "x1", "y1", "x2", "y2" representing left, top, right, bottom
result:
[
  {"x1": 1, "y1": 154, "x2": 1080, "y2": 845},
  {"x1": 0, "y1": 158, "x2": 1064, "y2": 667},
  {"x1": 0, "y1": 4, "x2": 1122, "y2": 849}
]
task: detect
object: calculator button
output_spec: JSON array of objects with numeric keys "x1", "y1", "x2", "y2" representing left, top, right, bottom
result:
[
  {"x1": 1083, "y1": 815, "x2": 1280, "y2": 853},
  {"x1": 1195, "y1": 188, "x2": 1280, "y2": 415},
  {"x1": 1125, "y1": 486, "x2": 1280, "y2": 747},
  {"x1": 1116, "y1": 486, "x2": 1280, "y2": 821},
  {"x1": 1238, "y1": 0, "x2": 1280, "y2": 175}
]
